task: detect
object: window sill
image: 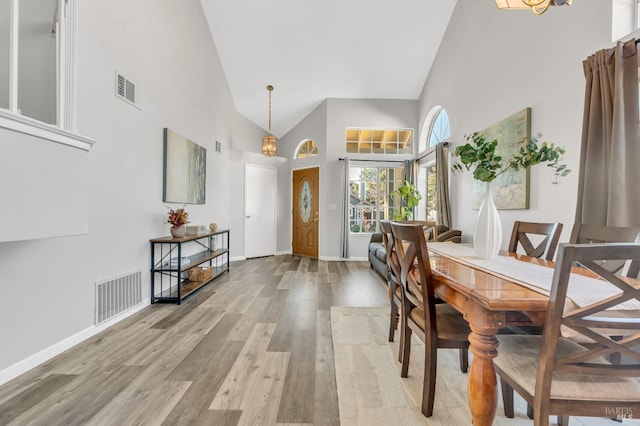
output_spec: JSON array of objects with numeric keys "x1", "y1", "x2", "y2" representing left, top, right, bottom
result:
[{"x1": 0, "y1": 109, "x2": 95, "y2": 151}]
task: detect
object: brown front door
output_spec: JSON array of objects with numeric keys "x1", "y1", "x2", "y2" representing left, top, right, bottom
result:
[{"x1": 292, "y1": 167, "x2": 319, "y2": 257}]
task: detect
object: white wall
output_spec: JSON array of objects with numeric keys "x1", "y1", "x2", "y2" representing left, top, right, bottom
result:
[
  {"x1": 0, "y1": 0, "x2": 263, "y2": 377},
  {"x1": 279, "y1": 98, "x2": 418, "y2": 259},
  {"x1": 418, "y1": 0, "x2": 612, "y2": 248},
  {"x1": 229, "y1": 112, "x2": 291, "y2": 257}
]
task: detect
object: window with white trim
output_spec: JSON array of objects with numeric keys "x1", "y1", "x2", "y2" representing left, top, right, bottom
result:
[
  {"x1": 417, "y1": 106, "x2": 451, "y2": 222},
  {"x1": 349, "y1": 166, "x2": 403, "y2": 233},
  {"x1": 612, "y1": 0, "x2": 640, "y2": 41},
  {"x1": 294, "y1": 139, "x2": 318, "y2": 159},
  {"x1": 0, "y1": 0, "x2": 77, "y2": 131},
  {"x1": 345, "y1": 128, "x2": 413, "y2": 154}
]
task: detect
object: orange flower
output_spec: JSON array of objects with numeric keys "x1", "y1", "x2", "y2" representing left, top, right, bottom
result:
[{"x1": 166, "y1": 206, "x2": 189, "y2": 226}]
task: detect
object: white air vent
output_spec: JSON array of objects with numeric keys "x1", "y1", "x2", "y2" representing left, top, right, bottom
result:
[
  {"x1": 95, "y1": 271, "x2": 143, "y2": 325},
  {"x1": 115, "y1": 71, "x2": 138, "y2": 107}
]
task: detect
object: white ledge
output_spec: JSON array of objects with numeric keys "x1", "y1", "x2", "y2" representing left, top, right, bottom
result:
[{"x1": 0, "y1": 109, "x2": 95, "y2": 151}]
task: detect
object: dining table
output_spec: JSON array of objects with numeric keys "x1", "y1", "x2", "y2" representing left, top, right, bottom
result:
[{"x1": 425, "y1": 242, "x2": 640, "y2": 426}]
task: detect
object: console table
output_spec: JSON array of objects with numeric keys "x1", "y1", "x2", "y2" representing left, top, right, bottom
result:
[{"x1": 150, "y1": 229, "x2": 229, "y2": 304}]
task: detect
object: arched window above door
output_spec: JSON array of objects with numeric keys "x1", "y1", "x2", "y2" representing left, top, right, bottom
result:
[{"x1": 294, "y1": 139, "x2": 318, "y2": 159}]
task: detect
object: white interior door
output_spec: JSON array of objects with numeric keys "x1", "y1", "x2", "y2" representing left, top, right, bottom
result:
[{"x1": 244, "y1": 164, "x2": 277, "y2": 258}]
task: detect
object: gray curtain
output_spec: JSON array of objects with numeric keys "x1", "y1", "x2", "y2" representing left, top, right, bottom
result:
[
  {"x1": 575, "y1": 40, "x2": 640, "y2": 227},
  {"x1": 435, "y1": 142, "x2": 452, "y2": 229},
  {"x1": 403, "y1": 159, "x2": 419, "y2": 218},
  {"x1": 403, "y1": 159, "x2": 414, "y2": 184},
  {"x1": 340, "y1": 158, "x2": 350, "y2": 258}
]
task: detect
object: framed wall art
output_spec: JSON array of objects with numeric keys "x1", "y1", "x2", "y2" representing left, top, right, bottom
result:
[
  {"x1": 472, "y1": 108, "x2": 531, "y2": 210},
  {"x1": 163, "y1": 128, "x2": 206, "y2": 204}
]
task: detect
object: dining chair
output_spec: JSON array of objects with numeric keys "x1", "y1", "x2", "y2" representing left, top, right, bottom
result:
[
  {"x1": 495, "y1": 242, "x2": 640, "y2": 426},
  {"x1": 402, "y1": 220, "x2": 439, "y2": 241},
  {"x1": 512, "y1": 222, "x2": 640, "y2": 339},
  {"x1": 570, "y1": 223, "x2": 640, "y2": 274},
  {"x1": 508, "y1": 221, "x2": 563, "y2": 261},
  {"x1": 379, "y1": 220, "x2": 402, "y2": 346},
  {"x1": 390, "y1": 221, "x2": 470, "y2": 417}
]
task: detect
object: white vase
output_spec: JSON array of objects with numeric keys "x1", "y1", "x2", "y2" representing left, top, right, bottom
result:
[
  {"x1": 473, "y1": 182, "x2": 502, "y2": 260},
  {"x1": 170, "y1": 224, "x2": 187, "y2": 238}
]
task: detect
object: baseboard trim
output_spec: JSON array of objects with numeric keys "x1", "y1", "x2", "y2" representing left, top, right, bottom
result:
[
  {"x1": 0, "y1": 299, "x2": 149, "y2": 386},
  {"x1": 318, "y1": 256, "x2": 367, "y2": 262},
  {"x1": 232, "y1": 254, "x2": 366, "y2": 262}
]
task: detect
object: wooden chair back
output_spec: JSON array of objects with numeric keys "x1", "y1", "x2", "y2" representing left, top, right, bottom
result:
[
  {"x1": 627, "y1": 259, "x2": 640, "y2": 279},
  {"x1": 569, "y1": 223, "x2": 640, "y2": 274},
  {"x1": 380, "y1": 220, "x2": 400, "y2": 288},
  {"x1": 380, "y1": 220, "x2": 403, "y2": 344},
  {"x1": 390, "y1": 222, "x2": 438, "y2": 330},
  {"x1": 570, "y1": 223, "x2": 640, "y2": 244},
  {"x1": 535, "y1": 242, "x2": 640, "y2": 420},
  {"x1": 508, "y1": 221, "x2": 563, "y2": 261},
  {"x1": 401, "y1": 220, "x2": 439, "y2": 241}
]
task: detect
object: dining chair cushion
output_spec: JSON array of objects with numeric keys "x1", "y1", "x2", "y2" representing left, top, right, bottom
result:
[
  {"x1": 496, "y1": 335, "x2": 640, "y2": 402},
  {"x1": 409, "y1": 304, "x2": 471, "y2": 342}
]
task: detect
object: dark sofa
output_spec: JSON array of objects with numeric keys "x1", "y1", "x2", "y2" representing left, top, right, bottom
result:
[{"x1": 368, "y1": 225, "x2": 462, "y2": 278}]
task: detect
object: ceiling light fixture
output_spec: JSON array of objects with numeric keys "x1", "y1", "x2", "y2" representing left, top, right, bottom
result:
[
  {"x1": 494, "y1": 0, "x2": 572, "y2": 15},
  {"x1": 262, "y1": 85, "x2": 277, "y2": 157}
]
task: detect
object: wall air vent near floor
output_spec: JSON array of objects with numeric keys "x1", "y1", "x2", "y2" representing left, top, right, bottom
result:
[{"x1": 95, "y1": 271, "x2": 143, "y2": 325}]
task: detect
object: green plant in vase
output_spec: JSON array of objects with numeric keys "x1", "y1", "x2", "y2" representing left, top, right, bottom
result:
[
  {"x1": 451, "y1": 132, "x2": 569, "y2": 259},
  {"x1": 392, "y1": 179, "x2": 422, "y2": 220},
  {"x1": 452, "y1": 132, "x2": 570, "y2": 184}
]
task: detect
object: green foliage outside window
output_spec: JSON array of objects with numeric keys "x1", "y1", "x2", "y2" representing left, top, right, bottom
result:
[{"x1": 349, "y1": 167, "x2": 403, "y2": 232}]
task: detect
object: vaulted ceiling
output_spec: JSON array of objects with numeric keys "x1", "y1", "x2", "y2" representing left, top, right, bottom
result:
[{"x1": 199, "y1": 0, "x2": 458, "y2": 138}]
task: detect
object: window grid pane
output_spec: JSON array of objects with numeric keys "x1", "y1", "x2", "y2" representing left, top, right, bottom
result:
[
  {"x1": 345, "y1": 128, "x2": 413, "y2": 155},
  {"x1": 295, "y1": 139, "x2": 319, "y2": 159},
  {"x1": 426, "y1": 165, "x2": 437, "y2": 221},
  {"x1": 428, "y1": 108, "x2": 451, "y2": 148},
  {"x1": 349, "y1": 166, "x2": 403, "y2": 233}
]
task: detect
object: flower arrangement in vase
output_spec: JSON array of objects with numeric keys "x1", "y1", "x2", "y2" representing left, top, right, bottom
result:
[
  {"x1": 452, "y1": 132, "x2": 569, "y2": 259},
  {"x1": 167, "y1": 206, "x2": 189, "y2": 238}
]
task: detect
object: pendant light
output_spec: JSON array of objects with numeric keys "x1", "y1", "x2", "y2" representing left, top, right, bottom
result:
[
  {"x1": 494, "y1": 0, "x2": 572, "y2": 15},
  {"x1": 262, "y1": 85, "x2": 277, "y2": 157}
]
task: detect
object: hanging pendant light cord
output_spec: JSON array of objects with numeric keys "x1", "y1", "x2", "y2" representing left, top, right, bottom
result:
[{"x1": 267, "y1": 85, "x2": 274, "y2": 134}]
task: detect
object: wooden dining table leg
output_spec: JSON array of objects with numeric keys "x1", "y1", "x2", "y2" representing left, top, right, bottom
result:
[{"x1": 467, "y1": 326, "x2": 499, "y2": 426}]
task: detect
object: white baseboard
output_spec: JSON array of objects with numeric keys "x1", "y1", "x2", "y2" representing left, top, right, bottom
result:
[
  {"x1": 0, "y1": 300, "x2": 149, "y2": 386},
  {"x1": 318, "y1": 256, "x2": 367, "y2": 261},
  {"x1": 233, "y1": 252, "x2": 365, "y2": 262}
]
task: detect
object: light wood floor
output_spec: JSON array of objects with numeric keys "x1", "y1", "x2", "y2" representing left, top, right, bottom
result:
[
  {"x1": 0, "y1": 255, "x2": 388, "y2": 425},
  {"x1": 0, "y1": 255, "x2": 636, "y2": 425}
]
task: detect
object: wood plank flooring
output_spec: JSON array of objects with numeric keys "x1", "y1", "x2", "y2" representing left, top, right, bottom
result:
[
  {"x1": 0, "y1": 255, "x2": 634, "y2": 425},
  {"x1": 0, "y1": 255, "x2": 388, "y2": 425}
]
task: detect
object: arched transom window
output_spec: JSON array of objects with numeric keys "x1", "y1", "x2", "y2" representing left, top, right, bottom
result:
[
  {"x1": 428, "y1": 107, "x2": 450, "y2": 148},
  {"x1": 294, "y1": 139, "x2": 318, "y2": 159},
  {"x1": 419, "y1": 106, "x2": 451, "y2": 153}
]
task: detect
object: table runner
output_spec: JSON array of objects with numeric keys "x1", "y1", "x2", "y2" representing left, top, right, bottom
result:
[{"x1": 427, "y1": 242, "x2": 640, "y2": 310}]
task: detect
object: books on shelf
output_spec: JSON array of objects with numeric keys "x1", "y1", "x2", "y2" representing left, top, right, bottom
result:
[{"x1": 168, "y1": 257, "x2": 190, "y2": 266}]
